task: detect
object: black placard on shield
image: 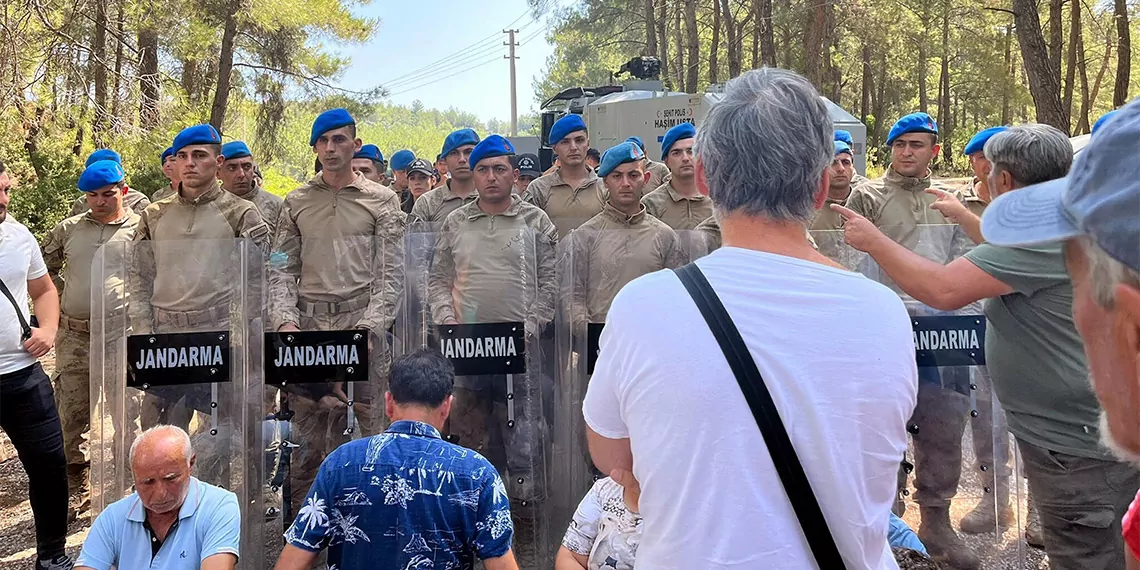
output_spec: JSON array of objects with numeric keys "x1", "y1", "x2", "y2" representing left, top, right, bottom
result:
[
  {"x1": 265, "y1": 330, "x2": 369, "y2": 386},
  {"x1": 434, "y1": 322, "x2": 526, "y2": 375},
  {"x1": 127, "y1": 331, "x2": 230, "y2": 387},
  {"x1": 586, "y1": 323, "x2": 604, "y2": 374},
  {"x1": 912, "y1": 315, "x2": 986, "y2": 368}
]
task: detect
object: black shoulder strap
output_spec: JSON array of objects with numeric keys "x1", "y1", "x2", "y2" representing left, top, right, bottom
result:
[
  {"x1": 0, "y1": 278, "x2": 32, "y2": 340},
  {"x1": 673, "y1": 263, "x2": 847, "y2": 569}
]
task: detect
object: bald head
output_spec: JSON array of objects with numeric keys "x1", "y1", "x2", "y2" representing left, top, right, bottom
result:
[
  {"x1": 130, "y1": 425, "x2": 193, "y2": 467},
  {"x1": 130, "y1": 425, "x2": 195, "y2": 515}
]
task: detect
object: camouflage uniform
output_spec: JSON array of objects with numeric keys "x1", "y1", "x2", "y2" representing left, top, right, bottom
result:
[
  {"x1": 640, "y1": 181, "x2": 713, "y2": 230},
  {"x1": 226, "y1": 183, "x2": 284, "y2": 238},
  {"x1": 427, "y1": 195, "x2": 557, "y2": 506},
  {"x1": 523, "y1": 168, "x2": 606, "y2": 238},
  {"x1": 152, "y1": 183, "x2": 177, "y2": 202},
  {"x1": 41, "y1": 210, "x2": 140, "y2": 495},
  {"x1": 645, "y1": 160, "x2": 670, "y2": 190},
  {"x1": 409, "y1": 180, "x2": 477, "y2": 226},
  {"x1": 69, "y1": 189, "x2": 151, "y2": 217},
  {"x1": 960, "y1": 178, "x2": 990, "y2": 218},
  {"x1": 694, "y1": 215, "x2": 818, "y2": 255},
  {"x1": 810, "y1": 195, "x2": 849, "y2": 232},
  {"x1": 268, "y1": 172, "x2": 406, "y2": 514}
]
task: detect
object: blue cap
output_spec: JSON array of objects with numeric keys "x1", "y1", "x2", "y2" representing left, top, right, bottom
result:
[
  {"x1": 310, "y1": 108, "x2": 355, "y2": 146},
  {"x1": 624, "y1": 136, "x2": 646, "y2": 152},
  {"x1": 660, "y1": 123, "x2": 696, "y2": 159},
  {"x1": 161, "y1": 147, "x2": 174, "y2": 164},
  {"x1": 469, "y1": 135, "x2": 515, "y2": 168},
  {"x1": 440, "y1": 128, "x2": 480, "y2": 159},
  {"x1": 834, "y1": 141, "x2": 853, "y2": 156},
  {"x1": 221, "y1": 141, "x2": 252, "y2": 160},
  {"x1": 549, "y1": 114, "x2": 587, "y2": 145},
  {"x1": 171, "y1": 124, "x2": 222, "y2": 155},
  {"x1": 78, "y1": 160, "x2": 125, "y2": 192},
  {"x1": 354, "y1": 144, "x2": 384, "y2": 164},
  {"x1": 886, "y1": 112, "x2": 939, "y2": 146},
  {"x1": 834, "y1": 130, "x2": 853, "y2": 145},
  {"x1": 1092, "y1": 110, "x2": 1118, "y2": 135},
  {"x1": 85, "y1": 149, "x2": 121, "y2": 167},
  {"x1": 982, "y1": 99, "x2": 1140, "y2": 272},
  {"x1": 598, "y1": 142, "x2": 645, "y2": 178},
  {"x1": 963, "y1": 126, "x2": 1008, "y2": 156},
  {"x1": 390, "y1": 150, "x2": 416, "y2": 171}
]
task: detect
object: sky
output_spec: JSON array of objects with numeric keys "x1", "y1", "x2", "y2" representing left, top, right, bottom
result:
[{"x1": 333, "y1": 0, "x2": 559, "y2": 123}]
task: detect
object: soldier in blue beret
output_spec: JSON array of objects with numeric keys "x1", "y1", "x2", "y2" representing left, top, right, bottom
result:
[
  {"x1": 623, "y1": 136, "x2": 670, "y2": 188},
  {"x1": 808, "y1": 141, "x2": 856, "y2": 233},
  {"x1": 956, "y1": 126, "x2": 1009, "y2": 223},
  {"x1": 834, "y1": 130, "x2": 853, "y2": 145},
  {"x1": 351, "y1": 144, "x2": 387, "y2": 186},
  {"x1": 70, "y1": 151, "x2": 151, "y2": 217},
  {"x1": 526, "y1": 114, "x2": 606, "y2": 236},
  {"x1": 433, "y1": 153, "x2": 450, "y2": 190},
  {"x1": 219, "y1": 140, "x2": 283, "y2": 237},
  {"x1": 642, "y1": 122, "x2": 709, "y2": 230},
  {"x1": 410, "y1": 129, "x2": 480, "y2": 224},
  {"x1": 153, "y1": 146, "x2": 180, "y2": 202},
  {"x1": 84, "y1": 149, "x2": 121, "y2": 167},
  {"x1": 388, "y1": 149, "x2": 416, "y2": 202}
]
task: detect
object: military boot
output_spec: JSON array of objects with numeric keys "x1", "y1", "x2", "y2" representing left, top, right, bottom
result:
[
  {"x1": 1025, "y1": 492, "x2": 1045, "y2": 549},
  {"x1": 959, "y1": 482, "x2": 1012, "y2": 534},
  {"x1": 918, "y1": 506, "x2": 981, "y2": 570}
]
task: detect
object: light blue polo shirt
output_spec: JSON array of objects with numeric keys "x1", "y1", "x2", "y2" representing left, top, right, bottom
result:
[{"x1": 76, "y1": 477, "x2": 240, "y2": 570}]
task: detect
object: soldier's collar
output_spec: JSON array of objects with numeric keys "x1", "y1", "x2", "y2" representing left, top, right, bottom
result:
[
  {"x1": 885, "y1": 167, "x2": 931, "y2": 192},
  {"x1": 84, "y1": 209, "x2": 135, "y2": 226},
  {"x1": 468, "y1": 195, "x2": 523, "y2": 219},
  {"x1": 555, "y1": 166, "x2": 599, "y2": 190},
  {"x1": 311, "y1": 172, "x2": 368, "y2": 193},
  {"x1": 602, "y1": 201, "x2": 646, "y2": 224},
  {"x1": 176, "y1": 182, "x2": 222, "y2": 205},
  {"x1": 442, "y1": 180, "x2": 478, "y2": 202},
  {"x1": 665, "y1": 182, "x2": 704, "y2": 202},
  {"x1": 226, "y1": 183, "x2": 258, "y2": 199},
  {"x1": 385, "y1": 420, "x2": 442, "y2": 440}
]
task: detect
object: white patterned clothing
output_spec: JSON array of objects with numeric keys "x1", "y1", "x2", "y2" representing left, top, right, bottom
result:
[{"x1": 562, "y1": 478, "x2": 642, "y2": 570}]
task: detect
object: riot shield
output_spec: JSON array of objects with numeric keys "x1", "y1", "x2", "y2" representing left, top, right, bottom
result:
[
  {"x1": 397, "y1": 225, "x2": 557, "y2": 569},
  {"x1": 812, "y1": 226, "x2": 1025, "y2": 569},
  {"x1": 89, "y1": 238, "x2": 265, "y2": 569},
  {"x1": 262, "y1": 234, "x2": 400, "y2": 541}
]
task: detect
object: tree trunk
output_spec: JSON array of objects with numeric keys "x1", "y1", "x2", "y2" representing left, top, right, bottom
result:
[
  {"x1": 91, "y1": 0, "x2": 108, "y2": 143},
  {"x1": 1075, "y1": 16, "x2": 1092, "y2": 134},
  {"x1": 759, "y1": 0, "x2": 775, "y2": 66},
  {"x1": 802, "y1": 1, "x2": 824, "y2": 86},
  {"x1": 860, "y1": 41, "x2": 872, "y2": 123},
  {"x1": 917, "y1": 42, "x2": 929, "y2": 113},
  {"x1": 1063, "y1": 0, "x2": 1080, "y2": 130},
  {"x1": 750, "y1": 0, "x2": 759, "y2": 68},
  {"x1": 182, "y1": 59, "x2": 200, "y2": 103},
  {"x1": 1089, "y1": 30, "x2": 1113, "y2": 110},
  {"x1": 658, "y1": 0, "x2": 670, "y2": 88},
  {"x1": 937, "y1": 0, "x2": 951, "y2": 162},
  {"x1": 685, "y1": 0, "x2": 699, "y2": 91},
  {"x1": 208, "y1": 5, "x2": 240, "y2": 130},
  {"x1": 710, "y1": 0, "x2": 721, "y2": 84},
  {"x1": 673, "y1": 1, "x2": 683, "y2": 88},
  {"x1": 1112, "y1": 0, "x2": 1130, "y2": 106},
  {"x1": 721, "y1": 0, "x2": 741, "y2": 78},
  {"x1": 1048, "y1": 0, "x2": 1063, "y2": 79},
  {"x1": 1012, "y1": 0, "x2": 1068, "y2": 131},
  {"x1": 138, "y1": 22, "x2": 160, "y2": 128},
  {"x1": 1001, "y1": 25, "x2": 1013, "y2": 125},
  {"x1": 645, "y1": 0, "x2": 658, "y2": 55},
  {"x1": 111, "y1": 0, "x2": 124, "y2": 122}
]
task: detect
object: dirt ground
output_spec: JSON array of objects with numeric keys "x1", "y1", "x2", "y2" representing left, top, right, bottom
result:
[{"x1": 0, "y1": 350, "x2": 1049, "y2": 569}]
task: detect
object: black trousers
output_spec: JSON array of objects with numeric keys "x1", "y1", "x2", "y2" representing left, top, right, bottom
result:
[{"x1": 1, "y1": 362, "x2": 68, "y2": 560}]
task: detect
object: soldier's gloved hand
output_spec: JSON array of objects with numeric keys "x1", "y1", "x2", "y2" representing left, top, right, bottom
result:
[{"x1": 23, "y1": 327, "x2": 55, "y2": 358}]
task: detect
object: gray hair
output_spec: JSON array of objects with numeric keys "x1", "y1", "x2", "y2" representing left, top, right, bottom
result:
[
  {"x1": 1079, "y1": 236, "x2": 1140, "y2": 308},
  {"x1": 697, "y1": 68, "x2": 832, "y2": 222},
  {"x1": 129, "y1": 425, "x2": 193, "y2": 466},
  {"x1": 983, "y1": 124, "x2": 1073, "y2": 187}
]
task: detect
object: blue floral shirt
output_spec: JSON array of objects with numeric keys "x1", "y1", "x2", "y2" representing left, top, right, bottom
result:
[{"x1": 284, "y1": 420, "x2": 514, "y2": 569}]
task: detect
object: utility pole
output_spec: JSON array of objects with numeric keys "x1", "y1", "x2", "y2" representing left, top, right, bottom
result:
[{"x1": 504, "y1": 28, "x2": 519, "y2": 136}]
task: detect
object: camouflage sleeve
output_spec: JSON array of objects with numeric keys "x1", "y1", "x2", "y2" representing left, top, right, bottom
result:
[
  {"x1": 267, "y1": 198, "x2": 302, "y2": 331},
  {"x1": 69, "y1": 196, "x2": 86, "y2": 217},
  {"x1": 409, "y1": 193, "x2": 432, "y2": 224},
  {"x1": 134, "y1": 195, "x2": 152, "y2": 213},
  {"x1": 523, "y1": 180, "x2": 545, "y2": 209},
  {"x1": 426, "y1": 221, "x2": 458, "y2": 324},
  {"x1": 531, "y1": 217, "x2": 560, "y2": 333},
  {"x1": 127, "y1": 213, "x2": 156, "y2": 334},
  {"x1": 355, "y1": 207, "x2": 407, "y2": 336},
  {"x1": 236, "y1": 207, "x2": 271, "y2": 255},
  {"x1": 41, "y1": 221, "x2": 68, "y2": 293},
  {"x1": 567, "y1": 230, "x2": 590, "y2": 336},
  {"x1": 641, "y1": 192, "x2": 662, "y2": 219},
  {"x1": 843, "y1": 187, "x2": 876, "y2": 223},
  {"x1": 659, "y1": 227, "x2": 686, "y2": 269}
]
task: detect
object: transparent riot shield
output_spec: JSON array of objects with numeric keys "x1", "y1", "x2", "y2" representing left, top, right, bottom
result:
[
  {"x1": 89, "y1": 238, "x2": 265, "y2": 569},
  {"x1": 262, "y1": 234, "x2": 400, "y2": 546},
  {"x1": 396, "y1": 225, "x2": 557, "y2": 570},
  {"x1": 812, "y1": 226, "x2": 1025, "y2": 569}
]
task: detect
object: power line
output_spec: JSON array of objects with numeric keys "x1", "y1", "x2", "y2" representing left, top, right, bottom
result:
[
  {"x1": 382, "y1": 19, "x2": 538, "y2": 90},
  {"x1": 378, "y1": 10, "x2": 533, "y2": 87},
  {"x1": 387, "y1": 56, "x2": 503, "y2": 97}
]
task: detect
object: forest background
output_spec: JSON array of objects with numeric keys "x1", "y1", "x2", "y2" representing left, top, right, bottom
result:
[{"x1": 2, "y1": 0, "x2": 1135, "y2": 240}]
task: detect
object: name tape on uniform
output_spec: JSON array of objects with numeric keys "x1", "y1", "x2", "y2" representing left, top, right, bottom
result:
[
  {"x1": 128, "y1": 331, "x2": 230, "y2": 387},
  {"x1": 586, "y1": 323, "x2": 605, "y2": 374},
  {"x1": 912, "y1": 316, "x2": 986, "y2": 368},
  {"x1": 434, "y1": 322, "x2": 527, "y2": 376},
  {"x1": 266, "y1": 330, "x2": 369, "y2": 386}
]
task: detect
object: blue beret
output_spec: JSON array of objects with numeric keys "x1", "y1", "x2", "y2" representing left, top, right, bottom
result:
[
  {"x1": 354, "y1": 144, "x2": 384, "y2": 164},
  {"x1": 85, "y1": 149, "x2": 121, "y2": 167},
  {"x1": 1092, "y1": 110, "x2": 1119, "y2": 135},
  {"x1": 834, "y1": 130, "x2": 853, "y2": 145},
  {"x1": 963, "y1": 126, "x2": 1008, "y2": 156},
  {"x1": 624, "y1": 136, "x2": 646, "y2": 151},
  {"x1": 171, "y1": 124, "x2": 222, "y2": 155},
  {"x1": 441, "y1": 129, "x2": 480, "y2": 159},
  {"x1": 390, "y1": 150, "x2": 416, "y2": 171},
  {"x1": 161, "y1": 147, "x2": 174, "y2": 163},
  {"x1": 660, "y1": 123, "x2": 696, "y2": 159},
  {"x1": 310, "y1": 108, "x2": 355, "y2": 147},
  {"x1": 78, "y1": 160, "x2": 125, "y2": 192},
  {"x1": 221, "y1": 141, "x2": 252, "y2": 160},
  {"x1": 598, "y1": 142, "x2": 645, "y2": 178},
  {"x1": 549, "y1": 114, "x2": 587, "y2": 145},
  {"x1": 834, "y1": 141, "x2": 853, "y2": 156},
  {"x1": 468, "y1": 134, "x2": 515, "y2": 168},
  {"x1": 886, "y1": 112, "x2": 938, "y2": 146}
]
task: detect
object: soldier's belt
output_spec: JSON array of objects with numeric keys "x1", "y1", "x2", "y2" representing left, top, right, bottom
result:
[
  {"x1": 152, "y1": 305, "x2": 230, "y2": 328},
  {"x1": 59, "y1": 314, "x2": 91, "y2": 333},
  {"x1": 297, "y1": 295, "x2": 369, "y2": 316}
]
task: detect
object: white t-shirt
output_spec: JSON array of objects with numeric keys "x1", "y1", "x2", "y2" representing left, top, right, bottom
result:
[
  {"x1": 583, "y1": 247, "x2": 917, "y2": 570},
  {"x1": 0, "y1": 219, "x2": 46, "y2": 375}
]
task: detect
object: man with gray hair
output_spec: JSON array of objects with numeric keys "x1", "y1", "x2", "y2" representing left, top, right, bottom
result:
[
  {"x1": 75, "y1": 425, "x2": 241, "y2": 570},
  {"x1": 979, "y1": 100, "x2": 1140, "y2": 568},
  {"x1": 583, "y1": 68, "x2": 918, "y2": 568},
  {"x1": 835, "y1": 123, "x2": 1140, "y2": 569}
]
